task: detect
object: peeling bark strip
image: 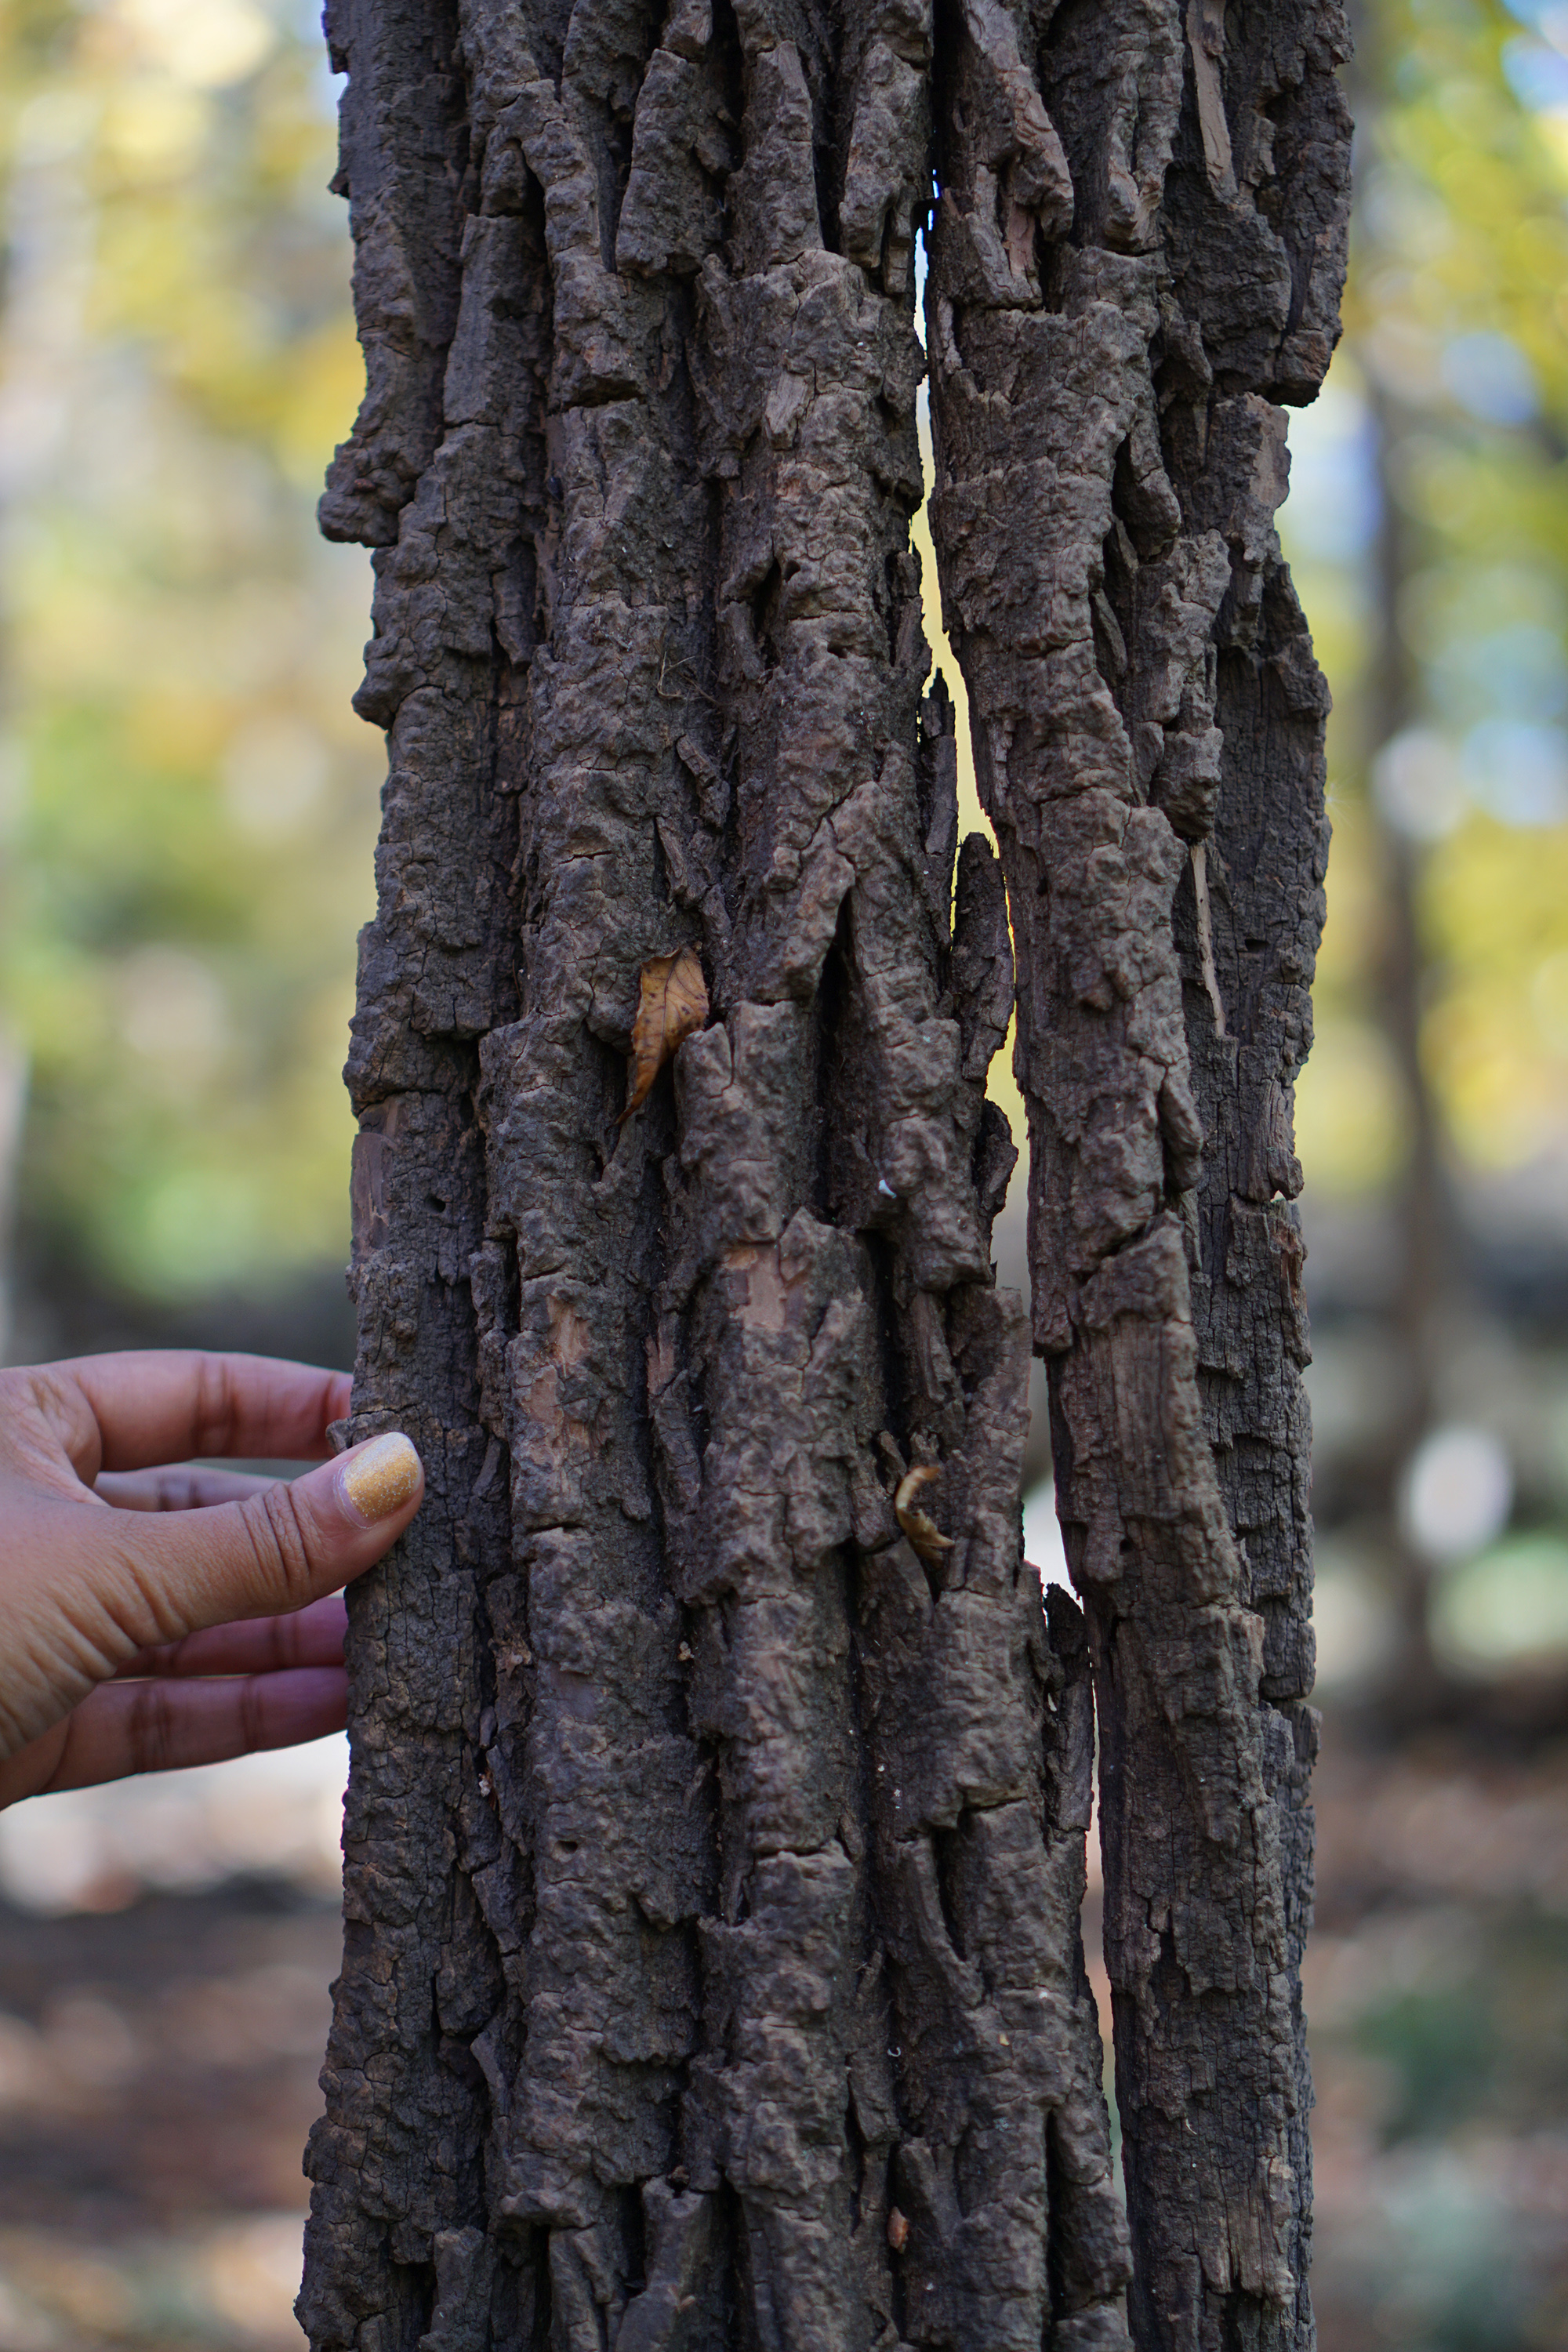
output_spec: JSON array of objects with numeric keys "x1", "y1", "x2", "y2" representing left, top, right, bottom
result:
[
  {"x1": 302, "y1": 0, "x2": 1134, "y2": 2345},
  {"x1": 925, "y1": 7, "x2": 1348, "y2": 2352}
]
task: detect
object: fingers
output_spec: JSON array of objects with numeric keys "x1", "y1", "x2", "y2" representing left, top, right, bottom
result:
[
  {"x1": 111, "y1": 1593, "x2": 347, "y2": 1680},
  {"x1": 96, "y1": 1466, "x2": 280, "y2": 1513},
  {"x1": 76, "y1": 1432, "x2": 423, "y2": 1655},
  {"x1": 0, "y1": 1667, "x2": 350, "y2": 1806},
  {"x1": 35, "y1": 1352, "x2": 353, "y2": 1482}
]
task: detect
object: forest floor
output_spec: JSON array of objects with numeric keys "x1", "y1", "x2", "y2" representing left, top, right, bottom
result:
[
  {"x1": 1305, "y1": 1714, "x2": 1568, "y2": 2352},
  {"x1": 0, "y1": 1712, "x2": 1560, "y2": 2351}
]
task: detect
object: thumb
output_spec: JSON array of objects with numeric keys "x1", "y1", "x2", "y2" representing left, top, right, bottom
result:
[{"x1": 98, "y1": 1431, "x2": 424, "y2": 1644}]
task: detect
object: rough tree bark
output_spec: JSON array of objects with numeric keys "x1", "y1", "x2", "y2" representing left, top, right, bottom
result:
[
  {"x1": 298, "y1": 2, "x2": 1349, "y2": 2348},
  {"x1": 924, "y1": 9, "x2": 1348, "y2": 2350}
]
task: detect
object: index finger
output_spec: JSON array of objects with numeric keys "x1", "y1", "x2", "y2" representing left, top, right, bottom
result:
[
  {"x1": 110, "y1": 1593, "x2": 348, "y2": 1680},
  {"x1": 42, "y1": 1352, "x2": 353, "y2": 1480}
]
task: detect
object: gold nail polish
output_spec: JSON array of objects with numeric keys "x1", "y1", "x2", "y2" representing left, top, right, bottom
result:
[{"x1": 339, "y1": 1432, "x2": 422, "y2": 1522}]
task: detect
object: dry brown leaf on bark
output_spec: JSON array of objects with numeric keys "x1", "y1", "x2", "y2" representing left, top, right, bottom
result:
[
  {"x1": 622, "y1": 946, "x2": 708, "y2": 1120},
  {"x1": 894, "y1": 1464, "x2": 956, "y2": 1563}
]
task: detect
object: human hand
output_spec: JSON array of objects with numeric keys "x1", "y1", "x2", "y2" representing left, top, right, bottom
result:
[{"x1": 0, "y1": 1351, "x2": 423, "y2": 1810}]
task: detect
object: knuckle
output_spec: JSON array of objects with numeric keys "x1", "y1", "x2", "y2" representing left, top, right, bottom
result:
[
  {"x1": 239, "y1": 1675, "x2": 268, "y2": 1755},
  {"x1": 13, "y1": 1368, "x2": 98, "y2": 1480},
  {"x1": 107, "y1": 1535, "x2": 190, "y2": 1653},
  {"x1": 252, "y1": 1615, "x2": 289, "y2": 1673},
  {"x1": 246, "y1": 1483, "x2": 320, "y2": 1610},
  {"x1": 127, "y1": 1680, "x2": 180, "y2": 1777},
  {"x1": 192, "y1": 1352, "x2": 241, "y2": 1458},
  {"x1": 275, "y1": 1611, "x2": 307, "y2": 1671}
]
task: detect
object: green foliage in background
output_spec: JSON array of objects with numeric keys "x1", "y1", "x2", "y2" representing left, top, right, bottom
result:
[
  {"x1": 4, "y1": 0, "x2": 1568, "y2": 1297},
  {"x1": 1290, "y1": 0, "x2": 1568, "y2": 1194},
  {"x1": 0, "y1": 0, "x2": 379, "y2": 1301}
]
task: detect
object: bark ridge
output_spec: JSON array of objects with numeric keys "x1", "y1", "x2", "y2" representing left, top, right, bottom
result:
[{"x1": 924, "y1": 6, "x2": 1347, "y2": 2350}]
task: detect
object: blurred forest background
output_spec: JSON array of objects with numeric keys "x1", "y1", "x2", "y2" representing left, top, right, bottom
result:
[{"x1": 0, "y1": 0, "x2": 1566, "y2": 2345}]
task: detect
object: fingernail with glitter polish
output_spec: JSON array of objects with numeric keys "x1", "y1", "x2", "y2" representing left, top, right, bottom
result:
[{"x1": 338, "y1": 1432, "x2": 423, "y2": 1524}]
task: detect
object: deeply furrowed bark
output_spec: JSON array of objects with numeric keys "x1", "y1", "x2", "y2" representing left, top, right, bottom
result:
[
  {"x1": 924, "y1": 7, "x2": 1348, "y2": 2352},
  {"x1": 299, "y1": 0, "x2": 1135, "y2": 2345}
]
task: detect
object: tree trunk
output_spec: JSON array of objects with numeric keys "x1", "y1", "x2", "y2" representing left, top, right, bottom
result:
[
  {"x1": 924, "y1": 7, "x2": 1348, "y2": 2347},
  {"x1": 299, "y1": 2, "x2": 1349, "y2": 2347},
  {"x1": 1363, "y1": 379, "x2": 1455, "y2": 1719}
]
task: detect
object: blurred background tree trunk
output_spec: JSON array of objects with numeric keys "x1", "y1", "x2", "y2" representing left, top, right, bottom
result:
[
  {"x1": 1363, "y1": 366, "x2": 1464, "y2": 1716},
  {"x1": 1332, "y1": 1, "x2": 1530, "y2": 1734}
]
